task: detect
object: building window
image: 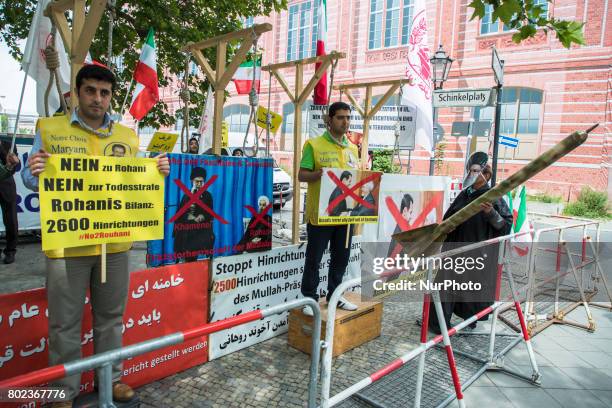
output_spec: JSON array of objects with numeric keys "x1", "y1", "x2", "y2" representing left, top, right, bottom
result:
[
  {"x1": 282, "y1": 101, "x2": 313, "y2": 136},
  {"x1": 474, "y1": 88, "x2": 542, "y2": 159},
  {"x1": 400, "y1": 0, "x2": 414, "y2": 45},
  {"x1": 369, "y1": 0, "x2": 414, "y2": 50},
  {"x1": 474, "y1": 88, "x2": 542, "y2": 136},
  {"x1": 480, "y1": 0, "x2": 548, "y2": 35},
  {"x1": 287, "y1": 1, "x2": 318, "y2": 61},
  {"x1": 223, "y1": 104, "x2": 251, "y2": 133}
]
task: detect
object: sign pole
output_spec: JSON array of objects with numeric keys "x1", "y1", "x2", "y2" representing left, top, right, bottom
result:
[
  {"x1": 490, "y1": 47, "x2": 504, "y2": 187},
  {"x1": 491, "y1": 84, "x2": 503, "y2": 186}
]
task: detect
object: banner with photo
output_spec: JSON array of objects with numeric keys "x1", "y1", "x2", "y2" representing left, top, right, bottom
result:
[
  {"x1": 318, "y1": 168, "x2": 382, "y2": 225},
  {"x1": 375, "y1": 175, "x2": 450, "y2": 245},
  {"x1": 0, "y1": 262, "x2": 209, "y2": 392},
  {"x1": 147, "y1": 154, "x2": 273, "y2": 266},
  {"x1": 308, "y1": 104, "x2": 416, "y2": 150},
  {"x1": 208, "y1": 237, "x2": 362, "y2": 359}
]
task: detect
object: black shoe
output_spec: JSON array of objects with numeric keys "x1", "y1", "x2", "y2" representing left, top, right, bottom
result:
[{"x1": 3, "y1": 253, "x2": 15, "y2": 264}]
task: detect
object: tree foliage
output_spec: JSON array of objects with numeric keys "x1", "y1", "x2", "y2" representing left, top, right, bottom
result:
[
  {"x1": 468, "y1": 0, "x2": 585, "y2": 48},
  {"x1": 0, "y1": 0, "x2": 286, "y2": 129}
]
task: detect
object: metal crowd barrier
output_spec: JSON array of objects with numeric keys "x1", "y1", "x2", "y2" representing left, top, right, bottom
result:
[
  {"x1": 508, "y1": 215, "x2": 612, "y2": 335},
  {"x1": 319, "y1": 232, "x2": 541, "y2": 408},
  {"x1": 0, "y1": 298, "x2": 323, "y2": 408}
]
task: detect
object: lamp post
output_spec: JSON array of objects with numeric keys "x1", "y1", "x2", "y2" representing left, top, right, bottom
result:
[{"x1": 429, "y1": 44, "x2": 453, "y2": 175}]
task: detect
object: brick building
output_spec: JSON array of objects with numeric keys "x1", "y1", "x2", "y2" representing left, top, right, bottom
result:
[{"x1": 160, "y1": 0, "x2": 612, "y2": 199}]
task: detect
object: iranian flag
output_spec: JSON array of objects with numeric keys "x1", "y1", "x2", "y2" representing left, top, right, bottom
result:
[
  {"x1": 313, "y1": 0, "x2": 327, "y2": 105},
  {"x1": 130, "y1": 28, "x2": 159, "y2": 120},
  {"x1": 507, "y1": 186, "x2": 532, "y2": 257},
  {"x1": 232, "y1": 56, "x2": 261, "y2": 94}
]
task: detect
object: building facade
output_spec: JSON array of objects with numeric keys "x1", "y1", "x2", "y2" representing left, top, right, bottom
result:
[{"x1": 163, "y1": 0, "x2": 612, "y2": 199}]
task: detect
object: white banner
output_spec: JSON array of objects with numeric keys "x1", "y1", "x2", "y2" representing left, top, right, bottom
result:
[
  {"x1": 0, "y1": 144, "x2": 41, "y2": 233},
  {"x1": 358, "y1": 175, "x2": 450, "y2": 243},
  {"x1": 209, "y1": 237, "x2": 362, "y2": 359},
  {"x1": 308, "y1": 105, "x2": 416, "y2": 150}
]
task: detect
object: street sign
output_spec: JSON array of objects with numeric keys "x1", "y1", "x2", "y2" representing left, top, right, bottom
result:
[
  {"x1": 492, "y1": 47, "x2": 504, "y2": 86},
  {"x1": 499, "y1": 135, "x2": 519, "y2": 148},
  {"x1": 451, "y1": 121, "x2": 492, "y2": 137},
  {"x1": 433, "y1": 88, "x2": 493, "y2": 107}
]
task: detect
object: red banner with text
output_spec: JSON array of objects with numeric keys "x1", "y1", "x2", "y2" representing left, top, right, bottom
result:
[{"x1": 0, "y1": 262, "x2": 209, "y2": 394}]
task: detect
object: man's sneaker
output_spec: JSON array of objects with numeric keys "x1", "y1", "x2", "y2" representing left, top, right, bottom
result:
[
  {"x1": 302, "y1": 306, "x2": 314, "y2": 317},
  {"x1": 112, "y1": 382, "x2": 135, "y2": 402},
  {"x1": 338, "y1": 297, "x2": 358, "y2": 311}
]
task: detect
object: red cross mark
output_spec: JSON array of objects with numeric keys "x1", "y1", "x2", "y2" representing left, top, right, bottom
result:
[
  {"x1": 325, "y1": 171, "x2": 380, "y2": 215},
  {"x1": 245, "y1": 203, "x2": 273, "y2": 228},
  {"x1": 386, "y1": 192, "x2": 443, "y2": 259},
  {"x1": 167, "y1": 176, "x2": 229, "y2": 225}
]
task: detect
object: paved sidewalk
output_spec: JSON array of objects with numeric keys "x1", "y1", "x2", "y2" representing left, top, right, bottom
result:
[{"x1": 463, "y1": 305, "x2": 612, "y2": 408}]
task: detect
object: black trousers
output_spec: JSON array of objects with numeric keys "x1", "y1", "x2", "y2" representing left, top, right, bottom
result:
[
  {"x1": 301, "y1": 223, "x2": 353, "y2": 301},
  {"x1": 0, "y1": 193, "x2": 17, "y2": 255}
]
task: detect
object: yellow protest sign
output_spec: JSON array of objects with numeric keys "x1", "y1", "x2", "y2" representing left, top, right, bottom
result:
[
  {"x1": 39, "y1": 155, "x2": 165, "y2": 251},
  {"x1": 256, "y1": 106, "x2": 282, "y2": 133},
  {"x1": 147, "y1": 131, "x2": 179, "y2": 152},
  {"x1": 222, "y1": 121, "x2": 229, "y2": 147}
]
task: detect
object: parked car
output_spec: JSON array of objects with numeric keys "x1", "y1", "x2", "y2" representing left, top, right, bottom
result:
[{"x1": 273, "y1": 160, "x2": 293, "y2": 208}]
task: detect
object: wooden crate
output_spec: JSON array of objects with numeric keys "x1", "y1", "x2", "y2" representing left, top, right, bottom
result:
[{"x1": 288, "y1": 292, "x2": 382, "y2": 357}]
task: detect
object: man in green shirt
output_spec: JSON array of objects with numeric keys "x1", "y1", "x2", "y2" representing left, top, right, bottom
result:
[{"x1": 299, "y1": 102, "x2": 360, "y2": 316}]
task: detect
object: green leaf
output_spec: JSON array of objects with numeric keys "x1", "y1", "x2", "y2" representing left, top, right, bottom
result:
[
  {"x1": 518, "y1": 24, "x2": 537, "y2": 39},
  {"x1": 492, "y1": 0, "x2": 523, "y2": 25},
  {"x1": 468, "y1": 0, "x2": 486, "y2": 20}
]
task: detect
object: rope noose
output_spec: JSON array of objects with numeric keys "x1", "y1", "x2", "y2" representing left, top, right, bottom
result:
[
  {"x1": 243, "y1": 28, "x2": 260, "y2": 158},
  {"x1": 44, "y1": 23, "x2": 67, "y2": 117},
  {"x1": 325, "y1": 55, "x2": 339, "y2": 116},
  {"x1": 107, "y1": 0, "x2": 116, "y2": 70},
  {"x1": 393, "y1": 81, "x2": 404, "y2": 172},
  {"x1": 180, "y1": 56, "x2": 191, "y2": 153},
  {"x1": 265, "y1": 68, "x2": 273, "y2": 157}
]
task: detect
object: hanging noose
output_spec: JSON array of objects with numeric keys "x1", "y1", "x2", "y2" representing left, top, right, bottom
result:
[
  {"x1": 43, "y1": 23, "x2": 68, "y2": 117},
  {"x1": 243, "y1": 28, "x2": 261, "y2": 158},
  {"x1": 393, "y1": 81, "x2": 404, "y2": 172}
]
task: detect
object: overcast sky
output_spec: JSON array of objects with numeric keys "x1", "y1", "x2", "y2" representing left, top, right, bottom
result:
[{"x1": 0, "y1": 42, "x2": 37, "y2": 114}]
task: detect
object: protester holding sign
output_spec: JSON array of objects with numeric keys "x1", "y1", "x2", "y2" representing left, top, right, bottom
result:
[
  {"x1": 298, "y1": 101, "x2": 360, "y2": 316},
  {"x1": 22, "y1": 64, "x2": 170, "y2": 406}
]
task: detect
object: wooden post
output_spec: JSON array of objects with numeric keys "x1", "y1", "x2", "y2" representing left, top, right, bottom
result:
[
  {"x1": 292, "y1": 64, "x2": 303, "y2": 243},
  {"x1": 181, "y1": 23, "x2": 273, "y2": 155},
  {"x1": 45, "y1": 0, "x2": 108, "y2": 113},
  {"x1": 262, "y1": 52, "x2": 346, "y2": 244},
  {"x1": 333, "y1": 79, "x2": 406, "y2": 236}
]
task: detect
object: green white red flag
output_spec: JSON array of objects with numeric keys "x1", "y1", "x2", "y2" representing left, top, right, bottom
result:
[
  {"x1": 130, "y1": 28, "x2": 159, "y2": 120},
  {"x1": 232, "y1": 56, "x2": 261, "y2": 94},
  {"x1": 506, "y1": 186, "x2": 532, "y2": 257}
]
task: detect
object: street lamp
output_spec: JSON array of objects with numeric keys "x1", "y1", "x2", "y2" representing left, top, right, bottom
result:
[
  {"x1": 430, "y1": 44, "x2": 453, "y2": 90},
  {"x1": 429, "y1": 45, "x2": 453, "y2": 175}
]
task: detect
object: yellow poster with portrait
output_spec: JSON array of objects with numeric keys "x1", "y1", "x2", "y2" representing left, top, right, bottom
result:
[{"x1": 39, "y1": 155, "x2": 165, "y2": 251}]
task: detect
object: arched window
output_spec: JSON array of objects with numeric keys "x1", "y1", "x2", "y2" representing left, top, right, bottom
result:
[
  {"x1": 223, "y1": 104, "x2": 251, "y2": 133},
  {"x1": 474, "y1": 87, "x2": 543, "y2": 159},
  {"x1": 282, "y1": 100, "x2": 314, "y2": 136}
]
